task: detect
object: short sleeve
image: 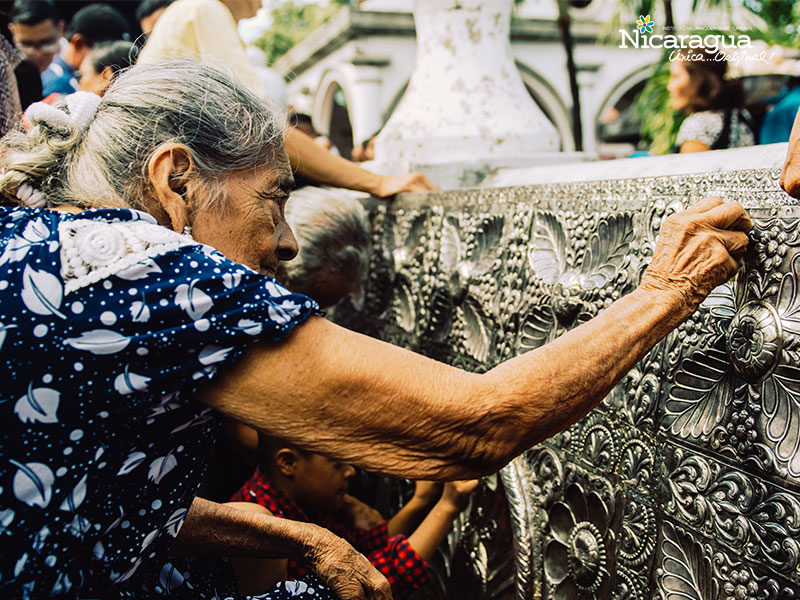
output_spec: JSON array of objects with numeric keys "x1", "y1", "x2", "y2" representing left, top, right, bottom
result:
[
  {"x1": 61, "y1": 237, "x2": 320, "y2": 398},
  {"x1": 367, "y1": 535, "x2": 431, "y2": 600},
  {"x1": 353, "y1": 520, "x2": 390, "y2": 555},
  {"x1": 676, "y1": 111, "x2": 723, "y2": 147}
]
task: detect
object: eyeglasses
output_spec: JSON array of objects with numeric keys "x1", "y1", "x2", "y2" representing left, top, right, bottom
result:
[{"x1": 17, "y1": 39, "x2": 60, "y2": 54}]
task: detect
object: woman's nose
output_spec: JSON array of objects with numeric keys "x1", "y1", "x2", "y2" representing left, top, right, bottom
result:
[
  {"x1": 342, "y1": 465, "x2": 356, "y2": 480},
  {"x1": 276, "y1": 223, "x2": 298, "y2": 262}
]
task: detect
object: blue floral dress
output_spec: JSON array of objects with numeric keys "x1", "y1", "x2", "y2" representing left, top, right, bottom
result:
[{"x1": 0, "y1": 206, "x2": 335, "y2": 599}]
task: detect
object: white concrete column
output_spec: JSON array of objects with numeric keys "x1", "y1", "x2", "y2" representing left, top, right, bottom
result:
[
  {"x1": 348, "y1": 64, "x2": 385, "y2": 146},
  {"x1": 374, "y1": 0, "x2": 561, "y2": 173}
]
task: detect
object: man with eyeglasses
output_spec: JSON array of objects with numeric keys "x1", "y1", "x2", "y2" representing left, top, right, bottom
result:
[{"x1": 8, "y1": 0, "x2": 62, "y2": 74}]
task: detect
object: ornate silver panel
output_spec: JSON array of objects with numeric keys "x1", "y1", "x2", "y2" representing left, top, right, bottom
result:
[{"x1": 333, "y1": 168, "x2": 800, "y2": 598}]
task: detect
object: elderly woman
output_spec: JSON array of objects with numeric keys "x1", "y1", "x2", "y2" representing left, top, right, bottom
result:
[{"x1": 0, "y1": 61, "x2": 750, "y2": 599}]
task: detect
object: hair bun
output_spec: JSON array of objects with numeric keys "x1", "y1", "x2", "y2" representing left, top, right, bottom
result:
[{"x1": 25, "y1": 91, "x2": 101, "y2": 133}]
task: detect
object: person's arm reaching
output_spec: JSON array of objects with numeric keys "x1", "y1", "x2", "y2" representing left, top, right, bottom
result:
[
  {"x1": 172, "y1": 497, "x2": 391, "y2": 600},
  {"x1": 284, "y1": 127, "x2": 436, "y2": 197},
  {"x1": 406, "y1": 480, "x2": 478, "y2": 560},
  {"x1": 386, "y1": 481, "x2": 442, "y2": 537},
  {"x1": 197, "y1": 197, "x2": 751, "y2": 480}
]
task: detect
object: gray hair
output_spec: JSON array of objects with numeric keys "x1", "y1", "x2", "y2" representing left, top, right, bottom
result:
[
  {"x1": 283, "y1": 186, "x2": 370, "y2": 297},
  {"x1": 0, "y1": 60, "x2": 285, "y2": 211}
]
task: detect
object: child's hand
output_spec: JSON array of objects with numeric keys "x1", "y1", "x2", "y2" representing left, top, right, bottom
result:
[
  {"x1": 441, "y1": 479, "x2": 479, "y2": 513},
  {"x1": 413, "y1": 481, "x2": 443, "y2": 504}
]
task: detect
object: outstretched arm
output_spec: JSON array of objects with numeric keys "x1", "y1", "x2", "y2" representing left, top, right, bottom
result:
[
  {"x1": 406, "y1": 480, "x2": 479, "y2": 560},
  {"x1": 173, "y1": 498, "x2": 391, "y2": 600},
  {"x1": 386, "y1": 481, "x2": 442, "y2": 537},
  {"x1": 284, "y1": 127, "x2": 436, "y2": 197},
  {"x1": 198, "y1": 198, "x2": 751, "y2": 479}
]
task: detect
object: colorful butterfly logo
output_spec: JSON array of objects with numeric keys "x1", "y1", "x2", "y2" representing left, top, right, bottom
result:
[{"x1": 636, "y1": 15, "x2": 655, "y2": 34}]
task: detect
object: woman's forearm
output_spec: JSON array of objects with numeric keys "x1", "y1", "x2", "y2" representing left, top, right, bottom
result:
[
  {"x1": 199, "y1": 199, "x2": 750, "y2": 479},
  {"x1": 172, "y1": 497, "x2": 309, "y2": 559},
  {"x1": 198, "y1": 287, "x2": 685, "y2": 480}
]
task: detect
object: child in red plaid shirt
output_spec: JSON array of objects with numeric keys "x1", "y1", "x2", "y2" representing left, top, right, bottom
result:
[{"x1": 230, "y1": 433, "x2": 478, "y2": 599}]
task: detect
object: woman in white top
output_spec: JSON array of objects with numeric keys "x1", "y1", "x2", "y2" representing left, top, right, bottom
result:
[{"x1": 668, "y1": 46, "x2": 755, "y2": 153}]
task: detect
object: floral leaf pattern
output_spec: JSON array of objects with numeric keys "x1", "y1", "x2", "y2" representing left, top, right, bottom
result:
[
  {"x1": 10, "y1": 460, "x2": 54, "y2": 508},
  {"x1": 21, "y1": 264, "x2": 65, "y2": 319},
  {"x1": 64, "y1": 329, "x2": 131, "y2": 355},
  {"x1": 115, "y1": 259, "x2": 162, "y2": 281},
  {"x1": 665, "y1": 346, "x2": 734, "y2": 438},
  {"x1": 14, "y1": 382, "x2": 59, "y2": 424},
  {"x1": 113, "y1": 365, "x2": 151, "y2": 395},
  {"x1": 657, "y1": 522, "x2": 717, "y2": 600},
  {"x1": 147, "y1": 453, "x2": 177, "y2": 484},
  {"x1": 58, "y1": 474, "x2": 87, "y2": 512},
  {"x1": 174, "y1": 279, "x2": 213, "y2": 320},
  {"x1": 117, "y1": 452, "x2": 147, "y2": 476}
]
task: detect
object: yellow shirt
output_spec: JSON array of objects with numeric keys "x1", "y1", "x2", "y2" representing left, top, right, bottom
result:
[{"x1": 137, "y1": 0, "x2": 264, "y2": 97}]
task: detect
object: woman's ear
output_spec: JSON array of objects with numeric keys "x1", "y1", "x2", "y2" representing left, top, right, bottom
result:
[{"x1": 147, "y1": 143, "x2": 196, "y2": 233}]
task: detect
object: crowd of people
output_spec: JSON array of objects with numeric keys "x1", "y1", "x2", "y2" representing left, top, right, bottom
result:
[{"x1": 0, "y1": 1, "x2": 794, "y2": 600}]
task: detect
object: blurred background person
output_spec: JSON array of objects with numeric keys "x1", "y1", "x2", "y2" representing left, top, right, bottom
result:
[
  {"x1": 0, "y1": 19, "x2": 22, "y2": 136},
  {"x1": 280, "y1": 186, "x2": 369, "y2": 309},
  {"x1": 136, "y1": 0, "x2": 173, "y2": 37},
  {"x1": 760, "y1": 76, "x2": 800, "y2": 144},
  {"x1": 78, "y1": 39, "x2": 138, "y2": 96},
  {"x1": 8, "y1": 0, "x2": 59, "y2": 74},
  {"x1": 668, "y1": 46, "x2": 756, "y2": 153},
  {"x1": 42, "y1": 3, "x2": 130, "y2": 98}
]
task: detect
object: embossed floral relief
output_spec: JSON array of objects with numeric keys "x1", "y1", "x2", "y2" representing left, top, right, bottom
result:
[
  {"x1": 656, "y1": 520, "x2": 798, "y2": 600},
  {"x1": 665, "y1": 447, "x2": 800, "y2": 576},
  {"x1": 663, "y1": 221, "x2": 800, "y2": 477},
  {"x1": 544, "y1": 482, "x2": 616, "y2": 600},
  {"x1": 416, "y1": 478, "x2": 517, "y2": 600},
  {"x1": 519, "y1": 212, "x2": 634, "y2": 353},
  {"x1": 426, "y1": 214, "x2": 504, "y2": 363}
]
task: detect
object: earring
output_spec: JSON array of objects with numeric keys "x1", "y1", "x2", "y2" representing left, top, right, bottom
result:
[{"x1": 182, "y1": 225, "x2": 192, "y2": 238}]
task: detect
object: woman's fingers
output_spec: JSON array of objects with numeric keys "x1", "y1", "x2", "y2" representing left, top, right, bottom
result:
[
  {"x1": 698, "y1": 200, "x2": 753, "y2": 232},
  {"x1": 683, "y1": 195, "x2": 723, "y2": 215},
  {"x1": 717, "y1": 230, "x2": 750, "y2": 260},
  {"x1": 640, "y1": 199, "x2": 752, "y2": 312},
  {"x1": 305, "y1": 528, "x2": 392, "y2": 600}
]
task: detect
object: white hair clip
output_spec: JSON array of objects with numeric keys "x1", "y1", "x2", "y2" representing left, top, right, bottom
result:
[
  {"x1": 25, "y1": 91, "x2": 101, "y2": 133},
  {"x1": 16, "y1": 183, "x2": 47, "y2": 208}
]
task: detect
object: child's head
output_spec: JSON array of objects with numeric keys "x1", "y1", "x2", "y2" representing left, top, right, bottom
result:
[{"x1": 258, "y1": 433, "x2": 355, "y2": 513}]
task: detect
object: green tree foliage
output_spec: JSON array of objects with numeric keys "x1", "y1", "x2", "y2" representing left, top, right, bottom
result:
[
  {"x1": 635, "y1": 54, "x2": 679, "y2": 155},
  {"x1": 255, "y1": 0, "x2": 352, "y2": 66}
]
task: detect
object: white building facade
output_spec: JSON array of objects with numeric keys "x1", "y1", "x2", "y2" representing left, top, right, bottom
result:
[{"x1": 273, "y1": 0, "x2": 757, "y2": 159}]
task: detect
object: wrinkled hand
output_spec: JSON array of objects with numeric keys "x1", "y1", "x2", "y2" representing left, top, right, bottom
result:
[
  {"x1": 412, "y1": 481, "x2": 443, "y2": 505},
  {"x1": 640, "y1": 197, "x2": 752, "y2": 313},
  {"x1": 440, "y1": 479, "x2": 480, "y2": 513},
  {"x1": 303, "y1": 524, "x2": 392, "y2": 600},
  {"x1": 372, "y1": 172, "x2": 438, "y2": 197},
  {"x1": 338, "y1": 494, "x2": 385, "y2": 531}
]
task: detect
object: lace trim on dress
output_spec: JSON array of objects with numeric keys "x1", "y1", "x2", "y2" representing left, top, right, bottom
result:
[{"x1": 59, "y1": 218, "x2": 193, "y2": 294}]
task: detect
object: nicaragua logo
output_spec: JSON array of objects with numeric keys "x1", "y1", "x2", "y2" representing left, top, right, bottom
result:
[
  {"x1": 636, "y1": 15, "x2": 655, "y2": 34},
  {"x1": 619, "y1": 17, "x2": 751, "y2": 51}
]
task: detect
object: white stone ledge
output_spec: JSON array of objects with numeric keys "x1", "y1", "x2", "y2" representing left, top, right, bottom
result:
[{"x1": 483, "y1": 143, "x2": 789, "y2": 187}]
